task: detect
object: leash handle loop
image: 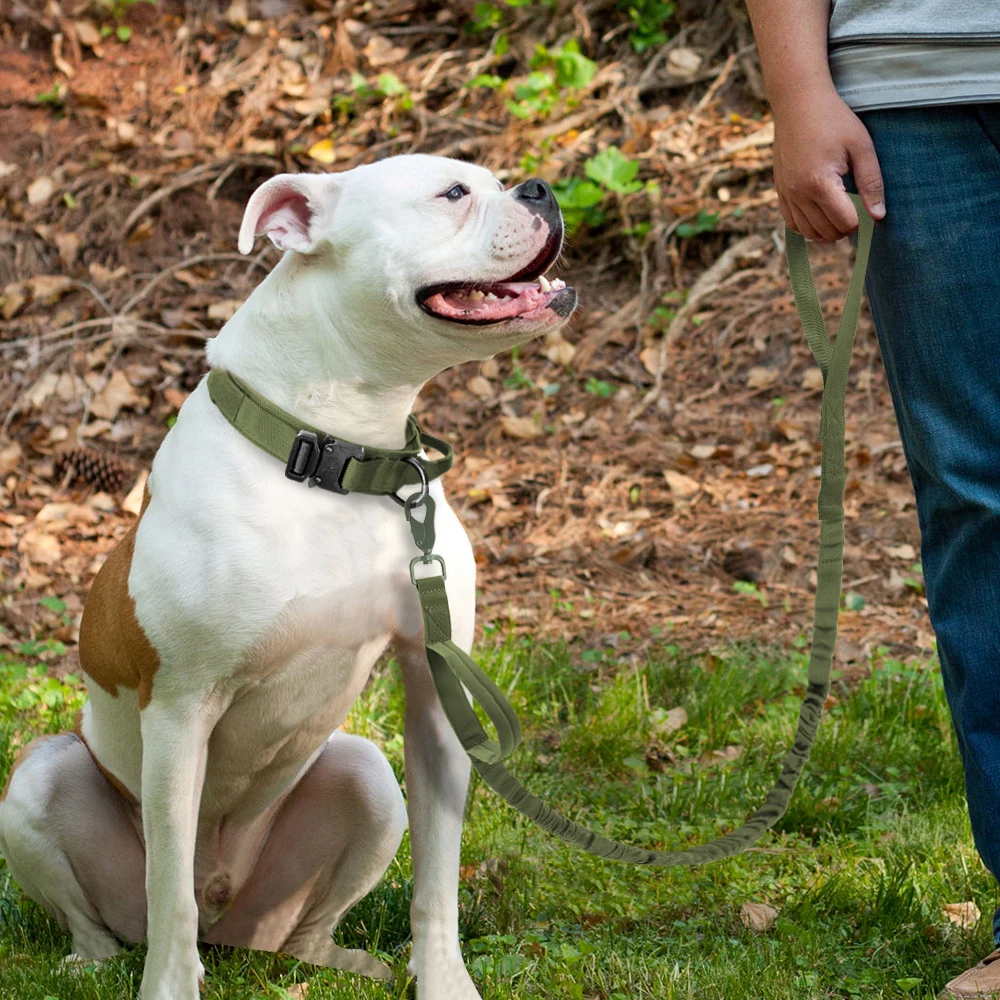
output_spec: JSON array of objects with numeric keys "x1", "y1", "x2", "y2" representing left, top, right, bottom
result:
[{"x1": 412, "y1": 196, "x2": 875, "y2": 867}]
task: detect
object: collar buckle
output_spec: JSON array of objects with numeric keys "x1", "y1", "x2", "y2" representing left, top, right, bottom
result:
[{"x1": 285, "y1": 430, "x2": 364, "y2": 494}]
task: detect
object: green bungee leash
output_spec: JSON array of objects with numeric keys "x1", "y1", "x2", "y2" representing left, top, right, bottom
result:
[{"x1": 209, "y1": 193, "x2": 874, "y2": 866}]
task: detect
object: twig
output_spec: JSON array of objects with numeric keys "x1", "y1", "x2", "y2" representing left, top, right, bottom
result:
[
  {"x1": 119, "y1": 162, "x2": 223, "y2": 238},
  {"x1": 628, "y1": 234, "x2": 769, "y2": 421},
  {"x1": 119, "y1": 253, "x2": 267, "y2": 316}
]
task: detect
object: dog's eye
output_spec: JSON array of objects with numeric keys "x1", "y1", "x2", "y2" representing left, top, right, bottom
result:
[{"x1": 441, "y1": 184, "x2": 469, "y2": 202}]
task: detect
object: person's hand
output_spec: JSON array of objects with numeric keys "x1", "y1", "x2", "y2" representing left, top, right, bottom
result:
[{"x1": 772, "y1": 84, "x2": 886, "y2": 241}]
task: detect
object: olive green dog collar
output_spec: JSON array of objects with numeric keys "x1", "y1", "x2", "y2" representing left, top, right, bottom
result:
[
  {"x1": 208, "y1": 193, "x2": 873, "y2": 867},
  {"x1": 207, "y1": 369, "x2": 454, "y2": 496}
]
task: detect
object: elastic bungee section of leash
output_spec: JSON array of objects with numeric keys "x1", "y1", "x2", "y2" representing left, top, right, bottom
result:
[
  {"x1": 406, "y1": 194, "x2": 874, "y2": 866},
  {"x1": 208, "y1": 194, "x2": 874, "y2": 868}
]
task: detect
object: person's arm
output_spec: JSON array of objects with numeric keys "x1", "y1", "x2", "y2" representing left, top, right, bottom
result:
[{"x1": 745, "y1": 0, "x2": 886, "y2": 240}]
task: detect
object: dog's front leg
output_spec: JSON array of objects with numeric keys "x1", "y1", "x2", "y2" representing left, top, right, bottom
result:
[
  {"x1": 399, "y1": 637, "x2": 483, "y2": 1000},
  {"x1": 138, "y1": 696, "x2": 216, "y2": 1000}
]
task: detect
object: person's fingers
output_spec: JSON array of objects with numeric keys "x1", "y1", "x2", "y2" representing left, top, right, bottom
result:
[
  {"x1": 823, "y1": 184, "x2": 858, "y2": 240},
  {"x1": 777, "y1": 190, "x2": 796, "y2": 233},
  {"x1": 845, "y1": 128, "x2": 886, "y2": 220},
  {"x1": 798, "y1": 195, "x2": 841, "y2": 242},
  {"x1": 787, "y1": 201, "x2": 825, "y2": 242}
]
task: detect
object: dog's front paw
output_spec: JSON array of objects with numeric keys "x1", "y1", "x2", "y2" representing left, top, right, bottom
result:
[
  {"x1": 140, "y1": 952, "x2": 202, "y2": 1000},
  {"x1": 410, "y1": 938, "x2": 483, "y2": 1000},
  {"x1": 414, "y1": 964, "x2": 482, "y2": 1000}
]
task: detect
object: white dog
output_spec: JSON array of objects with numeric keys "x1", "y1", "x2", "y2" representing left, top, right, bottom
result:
[{"x1": 0, "y1": 154, "x2": 576, "y2": 1000}]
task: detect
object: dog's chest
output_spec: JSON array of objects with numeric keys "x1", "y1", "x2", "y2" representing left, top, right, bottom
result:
[{"x1": 201, "y1": 597, "x2": 392, "y2": 817}]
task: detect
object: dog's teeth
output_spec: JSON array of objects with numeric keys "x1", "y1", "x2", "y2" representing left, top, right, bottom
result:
[
  {"x1": 537, "y1": 274, "x2": 551, "y2": 293},
  {"x1": 484, "y1": 292, "x2": 498, "y2": 301},
  {"x1": 551, "y1": 278, "x2": 566, "y2": 291},
  {"x1": 469, "y1": 290, "x2": 485, "y2": 301}
]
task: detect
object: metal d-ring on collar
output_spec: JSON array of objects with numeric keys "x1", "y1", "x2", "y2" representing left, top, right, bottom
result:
[{"x1": 390, "y1": 455, "x2": 429, "y2": 508}]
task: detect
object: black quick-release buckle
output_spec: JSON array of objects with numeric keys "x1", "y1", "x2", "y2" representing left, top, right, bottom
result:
[{"x1": 284, "y1": 430, "x2": 364, "y2": 494}]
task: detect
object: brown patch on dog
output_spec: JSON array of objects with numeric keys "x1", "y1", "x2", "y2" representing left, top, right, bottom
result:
[
  {"x1": 73, "y1": 711, "x2": 138, "y2": 806},
  {"x1": 0, "y1": 734, "x2": 62, "y2": 802},
  {"x1": 79, "y1": 486, "x2": 160, "y2": 709}
]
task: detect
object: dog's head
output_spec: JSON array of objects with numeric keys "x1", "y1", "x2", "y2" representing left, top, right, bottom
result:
[{"x1": 238, "y1": 154, "x2": 577, "y2": 363}]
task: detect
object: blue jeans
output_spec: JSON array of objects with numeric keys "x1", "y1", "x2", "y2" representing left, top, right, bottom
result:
[{"x1": 848, "y1": 104, "x2": 1000, "y2": 941}]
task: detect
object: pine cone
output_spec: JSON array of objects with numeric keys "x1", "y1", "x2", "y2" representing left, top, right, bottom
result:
[{"x1": 54, "y1": 446, "x2": 130, "y2": 493}]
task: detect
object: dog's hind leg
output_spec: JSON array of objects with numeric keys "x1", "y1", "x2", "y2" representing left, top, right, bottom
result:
[
  {"x1": 0, "y1": 733, "x2": 147, "y2": 960},
  {"x1": 202, "y1": 731, "x2": 406, "y2": 980}
]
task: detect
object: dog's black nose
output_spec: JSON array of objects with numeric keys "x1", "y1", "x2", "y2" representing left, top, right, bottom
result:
[{"x1": 514, "y1": 178, "x2": 555, "y2": 205}]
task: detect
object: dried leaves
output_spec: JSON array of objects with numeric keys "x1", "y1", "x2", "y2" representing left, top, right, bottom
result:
[{"x1": 0, "y1": 0, "x2": 927, "y2": 661}]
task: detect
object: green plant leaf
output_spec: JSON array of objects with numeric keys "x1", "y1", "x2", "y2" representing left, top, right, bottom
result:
[
  {"x1": 584, "y1": 146, "x2": 643, "y2": 195},
  {"x1": 676, "y1": 209, "x2": 720, "y2": 238},
  {"x1": 377, "y1": 73, "x2": 407, "y2": 97},
  {"x1": 467, "y1": 74, "x2": 504, "y2": 89}
]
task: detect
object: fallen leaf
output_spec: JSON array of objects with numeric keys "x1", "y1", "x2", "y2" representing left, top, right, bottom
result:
[
  {"x1": 689, "y1": 444, "x2": 716, "y2": 460},
  {"x1": 73, "y1": 19, "x2": 103, "y2": 51},
  {"x1": 89, "y1": 262, "x2": 128, "y2": 284},
  {"x1": 666, "y1": 47, "x2": 702, "y2": 80},
  {"x1": 802, "y1": 367, "x2": 824, "y2": 391},
  {"x1": 207, "y1": 299, "x2": 243, "y2": 322},
  {"x1": 163, "y1": 387, "x2": 189, "y2": 410},
  {"x1": 18, "y1": 530, "x2": 62, "y2": 565},
  {"x1": 27, "y1": 372, "x2": 61, "y2": 409},
  {"x1": 55, "y1": 232, "x2": 81, "y2": 266},
  {"x1": 308, "y1": 138, "x2": 337, "y2": 165},
  {"x1": 501, "y1": 415, "x2": 542, "y2": 440},
  {"x1": 1, "y1": 283, "x2": 27, "y2": 319},
  {"x1": 90, "y1": 371, "x2": 144, "y2": 421},
  {"x1": 545, "y1": 339, "x2": 576, "y2": 365},
  {"x1": 746, "y1": 366, "x2": 777, "y2": 389},
  {"x1": 87, "y1": 492, "x2": 117, "y2": 512},
  {"x1": 638, "y1": 345, "x2": 660, "y2": 376},
  {"x1": 243, "y1": 136, "x2": 277, "y2": 155},
  {"x1": 77, "y1": 419, "x2": 113, "y2": 439},
  {"x1": 885, "y1": 543, "x2": 916, "y2": 560},
  {"x1": 122, "y1": 471, "x2": 149, "y2": 516},
  {"x1": 740, "y1": 902, "x2": 779, "y2": 932},
  {"x1": 364, "y1": 34, "x2": 408, "y2": 67},
  {"x1": 28, "y1": 274, "x2": 73, "y2": 301},
  {"x1": 285, "y1": 984, "x2": 309, "y2": 999},
  {"x1": 655, "y1": 706, "x2": 687, "y2": 735},
  {"x1": 942, "y1": 902, "x2": 980, "y2": 930},
  {"x1": 36, "y1": 502, "x2": 98, "y2": 526},
  {"x1": 663, "y1": 469, "x2": 700, "y2": 498},
  {"x1": 225, "y1": 0, "x2": 248, "y2": 27},
  {"x1": 0, "y1": 442, "x2": 22, "y2": 476},
  {"x1": 467, "y1": 376, "x2": 492, "y2": 399},
  {"x1": 774, "y1": 419, "x2": 805, "y2": 441},
  {"x1": 27, "y1": 176, "x2": 56, "y2": 206}
]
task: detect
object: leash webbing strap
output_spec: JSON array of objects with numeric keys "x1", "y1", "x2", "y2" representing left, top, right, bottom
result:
[
  {"x1": 414, "y1": 193, "x2": 875, "y2": 865},
  {"x1": 206, "y1": 369, "x2": 454, "y2": 493}
]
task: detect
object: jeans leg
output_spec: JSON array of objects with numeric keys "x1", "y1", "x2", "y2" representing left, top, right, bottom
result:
[{"x1": 846, "y1": 106, "x2": 1000, "y2": 902}]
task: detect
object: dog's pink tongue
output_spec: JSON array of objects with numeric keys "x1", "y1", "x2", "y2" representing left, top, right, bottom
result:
[{"x1": 426, "y1": 283, "x2": 545, "y2": 321}]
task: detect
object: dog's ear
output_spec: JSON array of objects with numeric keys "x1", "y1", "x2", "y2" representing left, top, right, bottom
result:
[{"x1": 238, "y1": 173, "x2": 342, "y2": 255}]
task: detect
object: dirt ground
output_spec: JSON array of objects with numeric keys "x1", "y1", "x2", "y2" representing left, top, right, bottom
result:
[{"x1": 0, "y1": 0, "x2": 932, "y2": 679}]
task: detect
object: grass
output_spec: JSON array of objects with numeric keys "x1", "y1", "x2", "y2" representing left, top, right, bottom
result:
[{"x1": 0, "y1": 633, "x2": 994, "y2": 999}]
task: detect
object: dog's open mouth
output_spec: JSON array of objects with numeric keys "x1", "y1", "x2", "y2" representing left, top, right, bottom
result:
[
  {"x1": 417, "y1": 272, "x2": 575, "y2": 325},
  {"x1": 418, "y1": 228, "x2": 575, "y2": 325}
]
